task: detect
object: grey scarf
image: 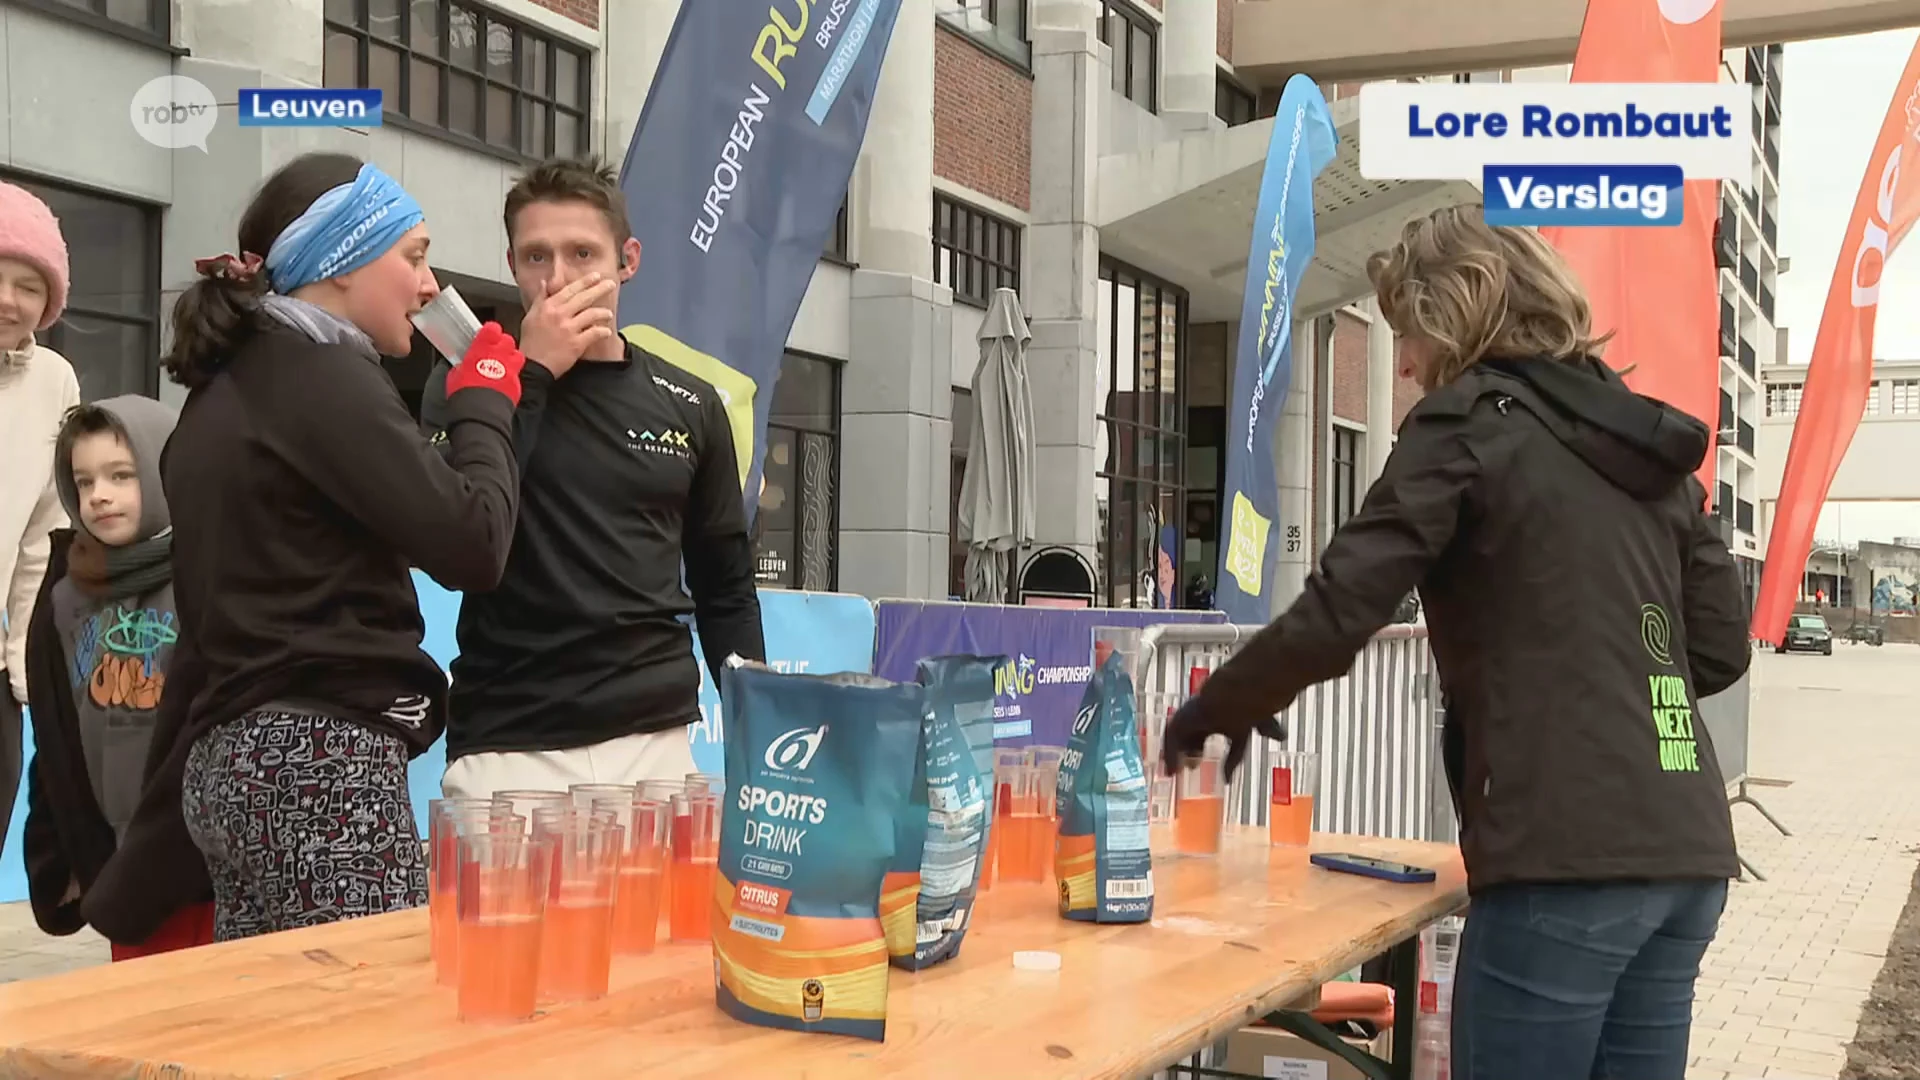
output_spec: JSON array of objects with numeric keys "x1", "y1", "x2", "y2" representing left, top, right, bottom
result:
[{"x1": 258, "y1": 294, "x2": 381, "y2": 362}]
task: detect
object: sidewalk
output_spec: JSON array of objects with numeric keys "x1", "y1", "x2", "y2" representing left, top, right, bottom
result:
[
  {"x1": 0, "y1": 902, "x2": 107, "y2": 983},
  {"x1": 1687, "y1": 646, "x2": 1920, "y2": 1080}
]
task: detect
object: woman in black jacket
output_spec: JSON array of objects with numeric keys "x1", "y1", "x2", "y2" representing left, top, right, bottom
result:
[
  {"x1": 84, "y1": 153, "x2": 536, "y2": 946},
  {"x1": 1162, "y1": 206, "x2": 1751, "y2": 1080}
]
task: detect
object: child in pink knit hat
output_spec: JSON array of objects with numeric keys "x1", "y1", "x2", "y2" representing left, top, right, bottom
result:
[{"x1": 0, "y1": 178, "x2": 81, "y2": 864}]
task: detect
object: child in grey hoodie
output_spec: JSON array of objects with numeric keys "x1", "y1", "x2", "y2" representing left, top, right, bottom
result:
[{"x1": 23, "y1": 394, "x2": 214, "y2": 959}]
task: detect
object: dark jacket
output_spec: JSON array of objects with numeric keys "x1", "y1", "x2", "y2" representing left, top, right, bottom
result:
[
  {"x1": 419, "y1": 342, "x2": 765, "y2": 759},
  {"x1": 83, "y1": 324, "x2": 520, "y2": 944},
  {"x1": 22, "y1": 531, "x2": 104, "y2": 934},
  {"x1": 1193, "y1": 355, "x2": 1749, "y2": 893}
]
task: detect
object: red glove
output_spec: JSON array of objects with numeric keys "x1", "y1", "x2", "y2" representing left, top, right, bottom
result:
[{"x1": 446, "y1": 321, "x2": 524, "y2": 407}]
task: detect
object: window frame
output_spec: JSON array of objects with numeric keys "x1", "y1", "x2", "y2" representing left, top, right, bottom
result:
[
  {"x1": 1095, "y1": 256, "x2": 1190, "y2": 610},
  {"x1": 933, "y1": 193, "x2": 1022, "y2": 310},
  {"x1": 1215, "y1": 73, "x2": 1256, "y2": 128},
  {"x1": 15, "y1": 0, "x2": 175, "y2": 51},
  {"x1": 934, "y1": 0, "x2": 1031, "y2": 72},
  {"x1": 1098, "y1": 0, "x2": 1159, "y2": 112},
  {"x1": 2, "y1": 169, "x2": 164, "y2": 400},
  {"x1": 1330, "y1": 424, "x2": 1360, "y2": 530},
  {"x1": 323, "y1": 0, "x2": 592, "y2": 164},
  {"x1": 757, "y1": 351, "x2": 844, "y2": 592},
  {"x1": 822, "y1": 194, "x2": 853, "y2": 266}
]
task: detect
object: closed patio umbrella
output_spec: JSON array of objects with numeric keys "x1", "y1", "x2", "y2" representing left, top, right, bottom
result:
[{"x1": 957, "y1": 288, "x2": 1036, "y2": 603}]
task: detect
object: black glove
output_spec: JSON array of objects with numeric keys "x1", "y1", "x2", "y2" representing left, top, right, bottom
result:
[{"x1": 1160, "y1": 694, "x2": 1285, "y2": 784}]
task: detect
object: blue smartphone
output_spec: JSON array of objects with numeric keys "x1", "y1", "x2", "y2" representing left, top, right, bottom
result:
[{"x1": 1310, "y1": 852, "x2": 1438, "y2": 884}]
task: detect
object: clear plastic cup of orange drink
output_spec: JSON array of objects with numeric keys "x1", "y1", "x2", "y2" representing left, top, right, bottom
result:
[
  {"x1": 530, "y1": 807, "x2": 620, "y2": 1003},
  {"x1": 982, "y1": 747, "x2": 1027, "y2": 892},
  {"x1": 1174, "y1": 736, "x2": 1227, "y2": 856},
  {"x1": 593, "y1": 793, "x2": 670, "y2": 954},
  {"x1": 999, "y1": 762, "x2": 1056, "y2": 883},
  {"x1": 431, "y1": 801, "x2": 524, "y2": 986},
  {"x1": 1026, "y1": 745, "x2": 1067, "y2": 877},
  {"x1": 569, "y1": 783, "x2": 638, "y2": 811},
  {"x1": 669, "y1": 791, "x2": 721, "y2": 942},
  {"x1": 456, "y1": 831, "x2": 553, "y2": 1024},
  {"x1": 492, "y1": 789, "x2": 571, "y2": 825},
  {"x1": 1268, "y1": 751, "x2": 1320, "y2": 847}
]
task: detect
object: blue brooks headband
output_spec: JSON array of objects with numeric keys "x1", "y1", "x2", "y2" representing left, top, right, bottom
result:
[{"x1": 263, "y1": 163, "x2": 425, "y2": 294}]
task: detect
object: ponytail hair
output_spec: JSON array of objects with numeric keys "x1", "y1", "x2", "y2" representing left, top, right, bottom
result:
[{"x1": 163, "y1": 152, "x2": 366, "y2": 389}]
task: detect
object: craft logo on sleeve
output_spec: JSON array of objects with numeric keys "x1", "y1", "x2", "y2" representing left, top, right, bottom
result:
[
  {"x1": 1358, "y1": 81, "x2": 1751, "y2": 227},
  {"x1": 237, "y1": 88, "x2": 384, "y2": 127}
]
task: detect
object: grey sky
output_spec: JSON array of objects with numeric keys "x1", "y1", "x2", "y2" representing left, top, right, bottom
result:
[{"x1": 1774, "y1": 29, "x2": 1920, "y2": 543}]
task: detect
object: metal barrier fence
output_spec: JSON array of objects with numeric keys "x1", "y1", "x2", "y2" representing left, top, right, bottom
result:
[{"x1": 1111, "y1": 622, "x2": 1456, "y2": 845}]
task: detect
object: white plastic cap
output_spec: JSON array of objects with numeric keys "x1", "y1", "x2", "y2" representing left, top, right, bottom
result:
[{"x1": 1013, "y1": 950, "x2": 1062, "y2": 972}]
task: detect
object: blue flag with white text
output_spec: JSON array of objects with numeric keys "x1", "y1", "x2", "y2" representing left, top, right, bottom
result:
[
  {"x1": 616, "y1": 0, "x2": 904, "y2": 519},
  {"x1": 1216, "y1": 75, "x2": 1337, "y2": 624}
]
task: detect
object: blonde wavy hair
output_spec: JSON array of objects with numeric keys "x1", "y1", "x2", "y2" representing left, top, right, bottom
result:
[{"x1": 1366, "y1": 205, "x2": 1612, "y2": 389}]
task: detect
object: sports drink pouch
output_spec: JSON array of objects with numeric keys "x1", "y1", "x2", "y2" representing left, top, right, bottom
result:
[
  {"x1": 1055, "y1": 650, "x2": 1155, "y2": 923},
  {"x1": 884, "y1": 655, "x2": 1003, "y2": 971},
  {"x1": 714, "y1": 663, "x2": 923, "y2": 1042}
]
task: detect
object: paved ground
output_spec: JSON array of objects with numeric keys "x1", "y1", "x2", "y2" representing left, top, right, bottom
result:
[
  {"x1": 2, "y1": 646, "x2": 1918, "y2": 1079},
  {"x1": 1687, "y1": 644, "x2": 1920, "y2": 1080}
]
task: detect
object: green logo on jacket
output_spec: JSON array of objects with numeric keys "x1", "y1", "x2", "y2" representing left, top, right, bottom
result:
[{"x1": 1640, "y1": 603, "x2": 1700, "y2": 773}]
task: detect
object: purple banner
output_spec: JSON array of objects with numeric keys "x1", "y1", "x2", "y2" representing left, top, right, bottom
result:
[{"x1": 872, "y1": 601, "x2": 1226, "y2": 748}]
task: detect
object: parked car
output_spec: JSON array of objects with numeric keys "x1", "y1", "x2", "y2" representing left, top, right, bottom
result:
[
  {"x1": 1777, "y1": 613, "x2": 1834, "y2": 655},
  {"x1": 1843, "y1": 621, "x2": 1886, "y2": 646}
]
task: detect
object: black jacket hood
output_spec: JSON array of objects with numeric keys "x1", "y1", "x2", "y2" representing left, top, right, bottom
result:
[{"x1": 1478, "y1": 355, "x2": 1708, "y2": 501}]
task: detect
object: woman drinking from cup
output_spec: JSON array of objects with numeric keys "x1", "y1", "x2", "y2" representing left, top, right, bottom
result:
[{"x1": 85, "y1": 153, "x2": 533, "y2": 943}]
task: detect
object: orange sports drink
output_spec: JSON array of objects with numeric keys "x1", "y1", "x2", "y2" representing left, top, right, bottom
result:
[
  {"x1": 638, "y1": 780, "x2": 682, "y2": 915},
  {"x1": 530, "y1": 809, "x2": 619, "y2": 1003},
  {"x1": 1269, "y1": 752, "x2": 1321, "y2": 847},
  {"x1": 1174, "y1": 737, "x2": 1227, "y2": 856},
  {"x1": 670, "y1": 791, "x2": 720, "y2": 942},
  {"x1": 429, "y1": 800, "x2": 521, "y2": 987},
  {"x1": 456, "y1": 831, "x2": 552, "y2": 1024},
  {"x1": 593, "y1": 794, "x2": 670, "y2": 954},
  {"x1": 1026, "y1": 746, "x2": 1067, "y2": 876},
  {"x1": 999, "y1": 762, "x2": 1054, "y2": 882}
]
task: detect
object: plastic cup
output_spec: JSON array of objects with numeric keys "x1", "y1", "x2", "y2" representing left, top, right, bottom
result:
[
  {"x1": 1000, "y1": 763, "x2": 1056, "y2": 883},
  {"x1": 1026, "y1": 746, "x2": 1067, "y2": 878},
  {"x1": 412, "y1": 284, "x2": 484, "y2": 365},
  {"x1": 1137, "y1": 693, "x2": 1180, "y2": 824},
  {"x1": 1269, "y1": 751, "x2": 1321, "y2": 847},
  {"x1": 531, "y1": 810, "x2": 621, "y2": 1003},
  {"x1": 594, "y1": 796, "x2": 671, "y2": 954},
  {"x1": 456, "y1": 831, "x2": 553, "y2": 1024},
  {"x1": 431, "y1": 801, "x2": 524, "y2": 986},
  {"x1": 669, "y1": 792, "x2": 721, "y2": 942},
  {"x1": 569, "y1": 783, "x2": 638, "y2": 811},
  {"x1": 684, "y1": 773, "x2": 724, "y2": 798},
  {"x1": 1175, "y1": 737, "x2": 1227, "y2": 856},
  {"x1": 983, "y1": 748, "x2": 1028, "y2": 893},
  {"x1": 493, "y1": 790, "x2": 570, "y2": 825}
]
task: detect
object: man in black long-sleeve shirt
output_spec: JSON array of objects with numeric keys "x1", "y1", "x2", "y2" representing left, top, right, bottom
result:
[{"x1": 423, "y1": 158, "x2": 765, "y2": 797}]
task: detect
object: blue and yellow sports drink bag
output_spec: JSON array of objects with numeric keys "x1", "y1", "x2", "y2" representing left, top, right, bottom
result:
[
  {"x1": 1055, "y1": 650, "x2": 1155, "y2": 923},
  {"x1": 714, "y1": 663, "x2": 923, "y2": 1041},
  {"x1": 884, "y1": 655, "x2": 1003, "y2": 971}
]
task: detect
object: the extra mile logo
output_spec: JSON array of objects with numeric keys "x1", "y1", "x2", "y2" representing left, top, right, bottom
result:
[{"x1": 626, "y1": 426, "x2": 692, "y2": 460}]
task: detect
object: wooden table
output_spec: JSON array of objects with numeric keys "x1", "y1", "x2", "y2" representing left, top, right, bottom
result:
[{"x1": 0, "y1": 832, "x2": 1465, "y2": 1080}]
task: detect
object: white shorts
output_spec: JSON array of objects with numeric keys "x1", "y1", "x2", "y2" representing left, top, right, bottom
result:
[{"x1": 440, "y1": 728, "x2": 700, "y2": 800}]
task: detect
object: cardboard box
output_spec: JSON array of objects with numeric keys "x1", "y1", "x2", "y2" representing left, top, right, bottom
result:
[{"x1": 1220, "y1": 1026, "x2": 1392, "y2": 1080}]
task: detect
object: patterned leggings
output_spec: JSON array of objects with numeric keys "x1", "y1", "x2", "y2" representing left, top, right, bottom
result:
[{"x1": 181, "y1": 709, "x2": 426, "y2": 942}]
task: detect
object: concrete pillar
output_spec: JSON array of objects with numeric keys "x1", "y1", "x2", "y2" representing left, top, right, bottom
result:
[
  {"x1": 1313, "y1": 315, "x2": 1334, "y2": 556},
  {"x1": 1161, "y1": 0, "x2": 1218, "y2": 133},
  {"x1": 603, "y1": 0, "x2": 683, "y2": 161},
  {"x1": 1364, "y1": 299, "x2": 1396, "y2": 485},
  {"x1": 856, "y1": 0, "x2": 936, "y2": 279},
  {"x1": 1025, "y1": 6, "x2": 1105, "y2": 569},
  {"x1": 176, "y1": 0, "x2": 322, "y2": 84},
  {"x1": 838, "y1": 0, "x2": 950, "y2": 600},
  {"x1": 1272, "y1": 319, "x2": 1316, "y2": 616}
]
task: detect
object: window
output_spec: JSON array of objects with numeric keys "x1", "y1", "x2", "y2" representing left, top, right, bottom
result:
[
  {"x1": 324, "y1": 0, "x2": 590, "y2": 161},
  {"x1": 1867, "y1": 381, "x2": 1882, "y2": 416},
  {"x1": 1099, "y1": 0, "x2": 1158, "y2": 111},
  {"x1": 1767, "y1": 382, "x2": 1801, "y2": 418},
  {"x1": 1096, "y1": 258, "x2": 1188, "y2": 608},
  {"x1": 1215, "y1": 75, "x2": 1256, "y2": 128},
  {"x1": 933, "y1": 194, "x2": 1021, "y2": 309},
  {"x1": 824, "y1": 194, "x2": 851, "y2": 264},
  {"x1": 1893, "y1": 379, "x2": 1920, "y2": 415},
  {"x1": 1331, "y1": 426, "x2": 1360, "y2": 530},
  {"x1": 29, "y1": 0, "x2": 165, "y2": 40},
  {"x1": 950, "y1": 387, "x2": 973, "y2": 599},
  {"x1": 4, "y1": 174, "x2": 161, "y2": 401},
  {"x1": 935, "y1": 0, "x2": 1029, "y2": 69},
  {"x1": 756, "y1": 352, "x2": 841, "y2": 590}
]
